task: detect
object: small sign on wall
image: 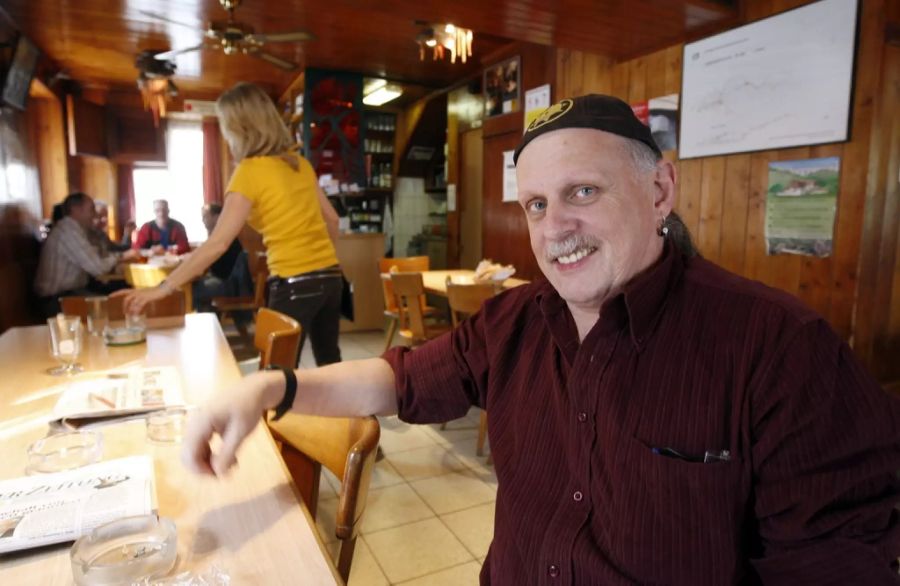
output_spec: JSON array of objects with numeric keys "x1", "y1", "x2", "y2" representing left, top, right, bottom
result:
[
  {"x1": 447, "y1": 184, "x2": 457, "y2": 212},
  {"x1": 502, "y1": 151, "x2": 518, "y2": 202},
  {"x1": 524, "y1": 84, "x2": 552, "y2": 133}
]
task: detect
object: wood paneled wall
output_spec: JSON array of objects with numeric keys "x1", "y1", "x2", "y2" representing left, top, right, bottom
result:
[
  {"x1": 480, "y1": 43, "x2": 556, "y2": 281},
  {"x1": 854, "y1": 39, "x2": 900, "y2": 382},
  {"x1": 549, "y1": 0, "x2": 897, "y2": 378}
]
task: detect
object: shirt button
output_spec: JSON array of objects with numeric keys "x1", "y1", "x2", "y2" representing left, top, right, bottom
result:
[
  {"x1": 590, "y1": 355, "x2": 595, "y2": 363},
  {"x1": 548, "y1": 564, "x2": 560, "y2": 578},
  {"x1": 577, "y1": 412, "x2": 587, "y2": 422},
  {"x1": 573, "y1": 491, "x2": 583, "y2": 502}
]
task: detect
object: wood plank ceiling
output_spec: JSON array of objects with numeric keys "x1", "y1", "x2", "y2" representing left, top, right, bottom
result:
[{"x1": 1, "y1": 0, "x2": 737, "y2": 100}]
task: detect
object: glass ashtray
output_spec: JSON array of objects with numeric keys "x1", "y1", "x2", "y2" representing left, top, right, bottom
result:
[
  {"x1": 71, "y1": 515, "x2": 177, "y2": 586},
  {"x1": 104, "y1": 326, "x2": 146, "y2": 346},
  {"x1": 27, "y1": 431, "x2": 103, "y2": 474},
  {"x1": 146, "y1": 408, "x2": 187, "y2": 444}
]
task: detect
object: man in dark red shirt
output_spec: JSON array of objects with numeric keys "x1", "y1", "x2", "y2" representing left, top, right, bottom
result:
[
  {"x1": 133, "y1": 198, "x2": 190, "y2": 255},
  {"x1": 182, "y1": 95, "x2": 900, "y2": 584}
]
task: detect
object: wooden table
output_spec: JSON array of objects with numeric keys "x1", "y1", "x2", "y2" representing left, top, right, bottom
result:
[
  {"x1": 0, "y1": 314, "x2": 340, "y2": 585},
  {"x1": 419, "y1": 270, "x2": 529, "y2": 296}
]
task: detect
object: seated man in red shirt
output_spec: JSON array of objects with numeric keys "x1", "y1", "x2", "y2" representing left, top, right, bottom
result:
[
  {"x1": 179, "y1": 95, "x2": 900, "y2": 584},
  {"x1": 133, "y1": 199, "x2": 190, "y2": 255}
]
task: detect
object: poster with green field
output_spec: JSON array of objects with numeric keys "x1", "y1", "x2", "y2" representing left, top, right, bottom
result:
[{"x1": 766, "y1": 157, "x2": 840, "y2": 257}]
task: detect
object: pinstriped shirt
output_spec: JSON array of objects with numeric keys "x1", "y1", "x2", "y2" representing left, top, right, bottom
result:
[
  {"x1": 384, "y1": 241, "x2": 900, "y2": 585},
  {"x1": 34, "y1": 216, "x2": 118, "y2": 297}
]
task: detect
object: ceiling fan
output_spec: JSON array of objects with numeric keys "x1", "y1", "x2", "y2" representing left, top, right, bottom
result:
[{"x1": 141, "y1": 0, "x2": 313, "y2": 71}]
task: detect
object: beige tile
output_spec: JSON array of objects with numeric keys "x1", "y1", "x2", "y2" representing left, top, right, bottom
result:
[
  {"x1": 368, "y1": 458, "x2": 405, "y2": 490},
  {"x1": 423, "y1": 422, "x2": 481, "y2": 447},
  {"x1": 324, "y1": 537, "x2": 389, "y2": 586},
  {"x1": 468, "y1": 464, "x2": 499, "y2": 493},
  {"x1": 322, "y1": 466, "x2": 343, "y2": 495},
  {"x1": 378, "y1": 422, "x2": 438, "y2": 454},
  {"x1": 315, "y1": 496, "x2": 339, "y2": 544},
  {"x1": 361, "y1": 482, "x2": 435, "y2": 533},
  {"x1": 364, "y1": 518, "x2": 473, "y2": 583},
  {"x1": 386, "y1": 444, "x2": 467, "y2": 481},
  {"x1": 446, "y1": 437, "x2": 494, "y2": 476},
  {"x1": 396, "y1": 561, "x2": 482, "y2": 585},
  {"x1": 410, "y1": 470, "x2": 495, "y2": 515},
  {"x1": 319, "y1": 469, "x2": 338, "y2": 500},
  {"x1": 442, "y1": 502, "x2": 496, "y2": 559}
]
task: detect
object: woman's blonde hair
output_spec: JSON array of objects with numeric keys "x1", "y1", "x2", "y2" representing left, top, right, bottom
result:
[{"x1": 216, "y1": 82, "x2": 293, "y2": 162}]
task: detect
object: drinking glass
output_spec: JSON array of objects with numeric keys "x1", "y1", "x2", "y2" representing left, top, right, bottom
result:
[
  {"x1": 86, "y1": 297, "x2": 108, "y2": 336},
  {"x1": 47, "y1": 314, "x2": 83, "y2": 375}
]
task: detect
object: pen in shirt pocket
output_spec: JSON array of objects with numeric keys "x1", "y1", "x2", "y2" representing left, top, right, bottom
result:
[{"x1": 651, "y1": 446, "x2": 731, "y2": 463}]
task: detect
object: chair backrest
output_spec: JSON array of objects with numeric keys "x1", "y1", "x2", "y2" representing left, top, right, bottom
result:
[
  {"x1": 266, "y1": 414, "x2": 380, "y2": 582},
  {"x1": 123, "y1": 264, "x2": 170, "y2": 288},
  {"x1": 60, "y1": 291, "x2": 186, "y2": 326},
  {"x1": 390, "y1": 272, "x2": 428, "y2": 340},
  {"x1": 254, "y1": 307, "x2": 301, "y2": 369},
  {"x1": 379, "y1": 256, "x2": 429, "y2": 314},
  {"x1": 446, "y1": 281, "x2": 499, "y2": 327}
]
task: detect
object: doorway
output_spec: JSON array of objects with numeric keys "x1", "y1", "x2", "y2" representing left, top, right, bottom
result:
[{"x1": 459, "y1": 128, "x2": 483, "y2": 270}]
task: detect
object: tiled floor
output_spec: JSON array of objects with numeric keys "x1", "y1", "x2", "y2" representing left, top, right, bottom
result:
[{"x1": 241, "y1": 330, "x2": 494, "y2": 585}]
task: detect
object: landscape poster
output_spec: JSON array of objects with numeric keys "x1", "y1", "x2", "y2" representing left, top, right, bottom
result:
[{"x1": 765, "y1": 157, "x2": 840, "y2": 257}]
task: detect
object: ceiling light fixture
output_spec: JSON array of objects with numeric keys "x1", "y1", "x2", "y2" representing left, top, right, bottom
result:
[
  {"x1": 416, "y1": 23, "x2": 473, "y2": 64},
  {"x1": 363, "y1": 80, "x2": 403, "y2": 106}
]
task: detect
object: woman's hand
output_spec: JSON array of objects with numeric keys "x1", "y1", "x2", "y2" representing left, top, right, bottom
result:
[{"x1": 114, "y1": 285, "x2": 171, "y2": 315}]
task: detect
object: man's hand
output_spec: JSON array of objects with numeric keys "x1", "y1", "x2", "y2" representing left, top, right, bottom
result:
[
  {"x1": 181, "y1": 370, "x2": 284, "y2": 476},
  {"x1": 119, "y1": 249, "x2": 140, "y2": 262},
  {"x1": 150, "y1": 245, "x2": 165, "y2": 256}
]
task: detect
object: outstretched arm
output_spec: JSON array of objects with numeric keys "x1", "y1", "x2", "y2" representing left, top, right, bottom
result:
[{"x1": 182, "y1": 357, "x2": 397, "y2": 476}]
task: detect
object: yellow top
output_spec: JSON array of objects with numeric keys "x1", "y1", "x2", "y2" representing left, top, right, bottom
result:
[{"x1": 226, "y1": 154, "x2": 338, "y2": 278}]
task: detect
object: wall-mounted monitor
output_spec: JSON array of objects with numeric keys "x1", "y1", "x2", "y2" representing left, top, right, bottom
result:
[
  {"x1": 2, "y1": 34, "x2": 40, "y2": 111},
  {"x1": 679, "y1": 0, "x2": 858, "y2": 159}
]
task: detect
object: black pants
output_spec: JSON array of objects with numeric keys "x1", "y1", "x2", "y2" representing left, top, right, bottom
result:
[{"x1": 267, "y1": 269, "x2": 343, "y2": 367}]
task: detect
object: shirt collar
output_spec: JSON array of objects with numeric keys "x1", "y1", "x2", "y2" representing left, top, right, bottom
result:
[{"x1": 534, "y1": 238, "x2": 683, "y2": 352}]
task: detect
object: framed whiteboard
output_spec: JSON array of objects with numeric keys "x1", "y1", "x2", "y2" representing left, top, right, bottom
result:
[{"x1": 679, "y1": 0, "x2": 858, "y2": 159}]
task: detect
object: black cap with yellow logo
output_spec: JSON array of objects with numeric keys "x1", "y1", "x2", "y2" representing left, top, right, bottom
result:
[{"x1": 513, "y1": 94, "x2": 662, "y2": 164}]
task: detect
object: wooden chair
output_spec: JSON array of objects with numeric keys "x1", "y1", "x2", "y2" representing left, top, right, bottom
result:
[
  {"x1": 446, "y1": 280, "x2": 500, "y2": 462},
  {"x1": 268, "y1": 415, "x2": 380, "y2": 584},
  {"x1": 212, "y1": 251, "x2": 269, "y2": 343},
  {"x1": 59, "y1": 291, "x2": 186, "y2": 328},
  {"x1": 124, "y1": 263, "x2": 193, "y2": 312},
  {"x1": 253, "y1": 307, "x2": 380, "y2": 583},
  {"x1": 390, "y1": 272, "x2": 451, "y2": 347},
  {"x1": 378, "y1": 256, "x2": 438, "y2": 351},
  {"x1": 254, "y1": 307, "x2": 301, "y2": 369}
]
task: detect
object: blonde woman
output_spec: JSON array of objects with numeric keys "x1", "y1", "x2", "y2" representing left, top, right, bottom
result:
[{"x1": 122, "y1": 82, "x2": 343, "y2": 366}]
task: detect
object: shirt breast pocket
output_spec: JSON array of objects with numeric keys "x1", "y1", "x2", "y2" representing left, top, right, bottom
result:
[{"x1": 606, "y1": 434, "x2": 746, "y2": 584}]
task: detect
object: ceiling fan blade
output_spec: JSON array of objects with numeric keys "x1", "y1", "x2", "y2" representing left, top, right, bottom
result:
[
  {"x1": 154, "y1": 44, "x2": 205, "y2": 60},
  {"x1": 252, "y1": 51, "x2": 299, "y2": 71},
  {"x1": 137, "y1": 10, "x2": 202, "y2": 30},
  {"x1": 248, "y1": 31, "x2": 315, "y2": 43}
]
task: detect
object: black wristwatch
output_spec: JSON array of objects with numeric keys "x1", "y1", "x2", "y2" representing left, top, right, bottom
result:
[{"x1": 264, "y1": 365, "x2": 297, "y2": 421}]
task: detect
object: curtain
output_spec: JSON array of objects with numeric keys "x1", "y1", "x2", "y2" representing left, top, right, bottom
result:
[
  {"x1": 202, "y1": 117, "x2": 223, "y2": 205},
  {"x1": 116, "y1": 163, "x2": 135, "y2": 240}
]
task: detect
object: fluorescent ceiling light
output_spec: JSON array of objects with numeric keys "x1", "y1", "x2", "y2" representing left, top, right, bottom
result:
[
  {"x1": 363, "y1": 84, "x2": 403, "y2": 106},
  {"x1": 363, "y1": 78, "x2": 387, "y2": 95}
]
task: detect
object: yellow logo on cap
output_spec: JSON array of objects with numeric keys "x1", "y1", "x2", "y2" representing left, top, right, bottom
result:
[{"x1": 526, "y1": 99, "x2": 573, "y2": 133}]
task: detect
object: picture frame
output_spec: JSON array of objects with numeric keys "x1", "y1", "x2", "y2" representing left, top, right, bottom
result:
[{"x1": 483, "y1": 56, "x2": 520, "y2": 118}]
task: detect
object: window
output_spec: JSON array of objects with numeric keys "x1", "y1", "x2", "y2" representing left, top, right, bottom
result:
[{"x1": 132, "y1": 120, "x2": 205, "y2": 242}]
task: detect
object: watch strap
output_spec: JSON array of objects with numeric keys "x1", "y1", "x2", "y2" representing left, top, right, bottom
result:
[{"x1": 265, "y1": 365, "x2": 297, "y2": 421}]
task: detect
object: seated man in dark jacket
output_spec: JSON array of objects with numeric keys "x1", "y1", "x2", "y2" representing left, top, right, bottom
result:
[{"x1": 192, "y1": 203, "x2": 247, "y2": 312}]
